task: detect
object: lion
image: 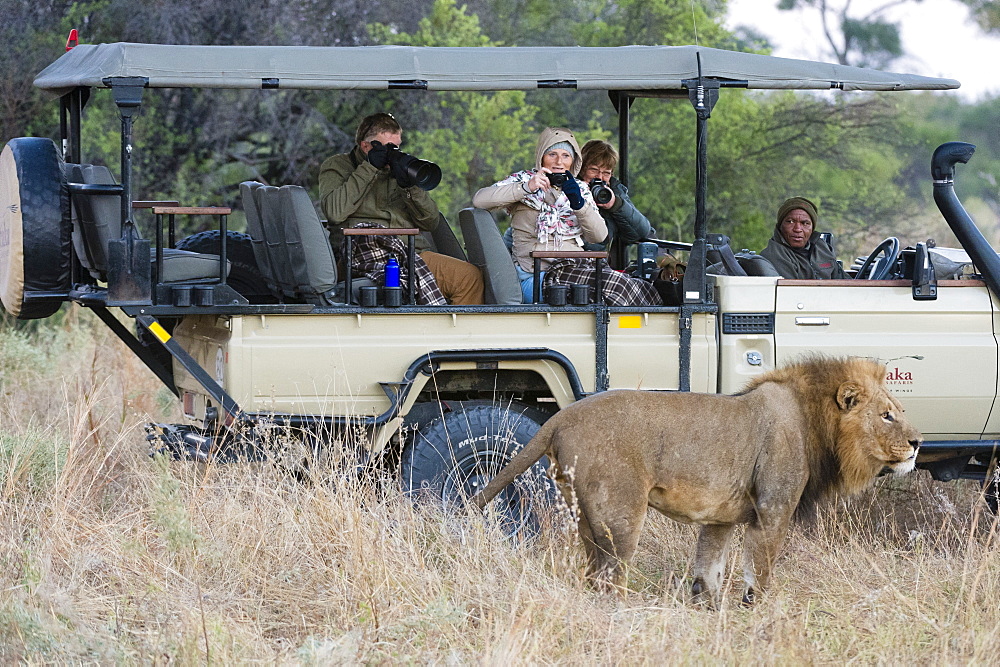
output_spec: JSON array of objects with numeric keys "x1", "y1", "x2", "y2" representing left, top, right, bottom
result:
[{"x1": 471, "y1": 356, "x2": 922, "y2": 607}]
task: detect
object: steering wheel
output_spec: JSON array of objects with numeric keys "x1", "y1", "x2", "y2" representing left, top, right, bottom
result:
[{"x1": 855, "y1": 237, "x2": 901, "y2": 280}]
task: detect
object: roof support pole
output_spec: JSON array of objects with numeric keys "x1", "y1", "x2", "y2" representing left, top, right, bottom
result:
[
  {"x1": 58, "y1": 87, "x2": 85, "y2": 164},
  {"x1": 616, "y1": 91, "x2": 631, "y2": 188},
  {"x1": 611, "y1": 91, "x2": 634, "y2": 269},
  {"x1": 682, "y1": 55, "x2": 719, "y2": 305},
  {"x1": 105, "y1": 76, "x2": 152, "y2": 305}
]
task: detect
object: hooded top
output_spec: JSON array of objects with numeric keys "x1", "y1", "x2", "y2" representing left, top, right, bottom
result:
[
  {"x1": 472, "y1": 127, "x2": 606, "y2": 272},
  {"x1": 760, "y1": 200, "x2": 847, "y2": 279},
  {"x1": 533, "y1": 127, "x2": 583, "y2": 175}
]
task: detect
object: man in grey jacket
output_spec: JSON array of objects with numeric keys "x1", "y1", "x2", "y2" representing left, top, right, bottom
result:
[{"x1": 761, "y1": 197, "x2": 847, "y2": 279}]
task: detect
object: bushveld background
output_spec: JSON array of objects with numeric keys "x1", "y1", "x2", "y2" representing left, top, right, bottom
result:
[
  {"x1": 4, "y1": 0, "x2": 1000, "y2": 663},
  {"x1": 6, "y1": 0, "x2": 1000, "y2": 262},
  {"x1": 1, "y1": 308, "x2": 998, "y2": 663}
]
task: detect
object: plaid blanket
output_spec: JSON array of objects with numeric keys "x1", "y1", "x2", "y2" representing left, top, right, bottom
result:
[
  {"x1": 543, "y1": 258, "x2": 662, "y2": 306},
  {"x1": 348, "y1": 223, "x2": 447, "y2": 306}
]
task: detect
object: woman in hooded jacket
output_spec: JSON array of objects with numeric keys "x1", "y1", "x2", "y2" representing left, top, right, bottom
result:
[{"x1": 473, "y1": 127, "x2": 661, "y2": 305}]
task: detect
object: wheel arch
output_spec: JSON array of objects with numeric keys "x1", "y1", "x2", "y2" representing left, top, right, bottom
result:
[{"x1": 372, "y1": 348, "x2": 586, "y2": 453}]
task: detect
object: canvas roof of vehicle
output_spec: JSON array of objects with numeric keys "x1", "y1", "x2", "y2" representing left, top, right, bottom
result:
[{"x1": 33, "y1": 43, "x2": 960, "y2": 96}]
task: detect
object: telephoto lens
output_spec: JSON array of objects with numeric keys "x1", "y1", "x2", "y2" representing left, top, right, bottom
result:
[
  {"x1": 589, "y1": 179, "x2": 613, "y2": 205},
  {"x1": 385, "y1": 145, "x2": 442, "y2": 190}
]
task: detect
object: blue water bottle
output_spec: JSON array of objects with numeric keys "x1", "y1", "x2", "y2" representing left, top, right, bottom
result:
[{"x1": 384, "y1": 256, "x2": 400, "y2": 288}]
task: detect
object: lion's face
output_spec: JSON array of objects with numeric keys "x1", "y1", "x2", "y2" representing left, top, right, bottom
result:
[{"x1": 837, "y1": 378, "x2": 922, "y2": 478}]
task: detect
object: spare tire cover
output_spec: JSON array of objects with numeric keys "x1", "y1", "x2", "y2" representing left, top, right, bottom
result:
[{"x1": 0, "y1": 137, "x2": 71, "y2": 319}]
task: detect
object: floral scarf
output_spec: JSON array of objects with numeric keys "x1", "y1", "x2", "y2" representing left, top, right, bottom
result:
[{"x1": 494, "y1": 170, "x2": 592, "y2": 246}]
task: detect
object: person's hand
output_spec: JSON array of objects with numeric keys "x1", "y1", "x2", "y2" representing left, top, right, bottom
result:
[
  {"x1": 392, "y1": 164, "x2": 414, "y2": 189},
  {"x1": 594, "y1": 192, "x2": 617, "y2": 208},
  {"x1": 367, "y1": 140, "x2": 390, "y2": 169},
  {"x1": 526, "y1": 169, "x2": 550, "y2": 192},
  {"x1": 560, "y1": 174, "x2": 585, "y2": 210}
]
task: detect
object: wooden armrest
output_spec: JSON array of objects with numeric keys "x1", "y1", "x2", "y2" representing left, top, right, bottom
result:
[
  {"x1": 133, "y1": 200, "x2": 180, "y2": 209},
  {"x1": 151, "y1": 206, "x2": 232, "y2": 215},
  {"x1": 530, "y1": 250, "x2": 609, "y2": 259},
  {"x1": 343, "y1": 227, "x2": 420, "y2": 236}
]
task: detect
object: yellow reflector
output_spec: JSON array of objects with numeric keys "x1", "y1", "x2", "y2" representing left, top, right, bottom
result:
[
  {"x1": 148, "y1": 321, "x2": 171, "y2": 343},
  {"x1": 618, "y1": 315, "x2": 642, "y2": 329}
]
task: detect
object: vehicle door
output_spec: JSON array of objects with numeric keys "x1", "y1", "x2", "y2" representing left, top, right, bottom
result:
[{"x1": 774, "y1": 278, "x2": 997, "y2": 439}]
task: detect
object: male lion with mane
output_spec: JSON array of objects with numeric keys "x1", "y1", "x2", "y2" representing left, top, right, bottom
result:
[{"x1": 471, "y1": 356, "x2": 922, "y2": 607}]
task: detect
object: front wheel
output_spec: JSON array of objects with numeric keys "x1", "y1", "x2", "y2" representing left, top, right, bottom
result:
[{"x1": 400, "y1": 403, "x2": 558, "y2": 537}]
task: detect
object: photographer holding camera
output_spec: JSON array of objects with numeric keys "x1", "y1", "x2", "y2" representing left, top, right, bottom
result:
[
  {"x1": 578, "y1": 140, "x2": 652, "y2": 269},
  {"x1": 319, "y1": 112, "x2": 483, "y2": 305},
  {"x1": 473, "y1": 127, "x2": 659, "y2": 306}
]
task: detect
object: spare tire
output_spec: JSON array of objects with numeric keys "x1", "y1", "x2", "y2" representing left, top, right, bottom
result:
[{"x1": 0, "y1": 138, "x2": 71, "y2": 319}]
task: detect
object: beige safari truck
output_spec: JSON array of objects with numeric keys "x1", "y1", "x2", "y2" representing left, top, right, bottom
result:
[{"x1": 2, "y1": 42, "x2": 995, "y2": 530}]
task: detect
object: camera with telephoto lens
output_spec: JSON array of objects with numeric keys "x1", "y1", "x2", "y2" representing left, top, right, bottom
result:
[
  {"x1": 372, "y1": 141, "x2": 442, "y2": 191},
  {"x1": 547, "y1": 171, "x2": 569, "y2": 187},
  {"x1": 589, "y1": 179, "x2": 613, "y2": 205}
]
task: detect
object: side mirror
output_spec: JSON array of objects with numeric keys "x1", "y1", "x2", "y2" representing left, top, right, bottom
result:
[{"x1": 912, "y1": 241, "x2": 937, "y2": 301}]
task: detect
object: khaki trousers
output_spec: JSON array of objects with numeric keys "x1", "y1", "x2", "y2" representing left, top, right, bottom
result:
[{"x1": 420, "y1": 251, "x2": 484, "y2": 305}]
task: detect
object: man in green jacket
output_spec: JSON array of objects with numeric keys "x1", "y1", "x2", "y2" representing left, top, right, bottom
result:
[
  {"x1": 319, "y1": 113, "x2": 483, "y2": 304},
  {"x1": 761, "y1": 197, "x2": 847, "y2": 279}
]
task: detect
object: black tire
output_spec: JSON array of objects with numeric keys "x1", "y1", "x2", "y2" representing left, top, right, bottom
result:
[
  {"x1": 175, "y1": 229, "x2": 275, "y2": 302},
  {"x1": 0, "y1": 138, "x2": 71, "y2": 319},
  {"x1": 401, "y1": 403, "x2": 559, "y2": 537}
]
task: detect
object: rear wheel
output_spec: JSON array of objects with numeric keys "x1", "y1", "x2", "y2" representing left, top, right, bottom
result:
[
  {"x1": 400, "y1": 403, "x2": 558, "y2": 537},
  {"x1": 0, "y1": 138, "x2": 71, "y2": 319},
  {"x1": 175, "y1": 229, "x2": 275, "y2": 302}
]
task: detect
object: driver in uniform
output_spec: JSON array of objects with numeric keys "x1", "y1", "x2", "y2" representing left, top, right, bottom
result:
[{"x1": 761, "y1": 197, "x2": 847, "y2": 279}]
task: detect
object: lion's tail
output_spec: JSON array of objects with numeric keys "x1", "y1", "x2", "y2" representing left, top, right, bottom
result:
[{"x1": 470, "y1": 417, "x2": 558, "y2": 510}]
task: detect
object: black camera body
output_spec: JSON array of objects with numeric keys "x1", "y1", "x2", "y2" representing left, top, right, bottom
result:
[
  {"x1": 547, "y1": 171, "x2": 569, "y2": 187},
  {"x1": 589, "y1": 179, "x2": 613, "y2": 205},
  {"x1": 371, "y1": 141, "x2": 442, "y2": 191}
]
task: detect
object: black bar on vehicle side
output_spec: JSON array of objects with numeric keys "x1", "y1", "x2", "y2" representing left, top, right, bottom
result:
[
  {"x1": 918, "y1": 440, "x2": 1000, "y2": 455},
  {"x1": 91, "y1": 305, "x2": 177, "y2": 394},
  {"x1": 678, "y1": 304, "x2": 694, "y2": 392},
  {"x1": 595, "y1": 306, "x2": 609, "y2": 392},
  {"x1": 131, "y1": 312, "x2": 245, "y2": 421},
  {"x1": 262, "y1": 78, "x2": 279, "y2": 89}
]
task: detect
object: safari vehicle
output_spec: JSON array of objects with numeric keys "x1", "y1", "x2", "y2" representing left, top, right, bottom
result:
[{"x1": 3, "y1": 41, "x2": 998, "y2": 526}]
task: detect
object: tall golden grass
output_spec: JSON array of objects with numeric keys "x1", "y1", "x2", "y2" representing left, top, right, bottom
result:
[{"x1": 2, "y1": 306, "x2": 999, "y2": 663}]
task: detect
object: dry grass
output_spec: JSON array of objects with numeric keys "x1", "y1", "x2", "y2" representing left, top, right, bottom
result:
[{"x1": 2, "y1": 307, "x2": 999, "y2": 664}]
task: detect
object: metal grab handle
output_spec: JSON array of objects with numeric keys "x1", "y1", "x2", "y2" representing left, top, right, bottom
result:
[{"x1": 794, "y1": 317, "x2": 830, "y2": 326}]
